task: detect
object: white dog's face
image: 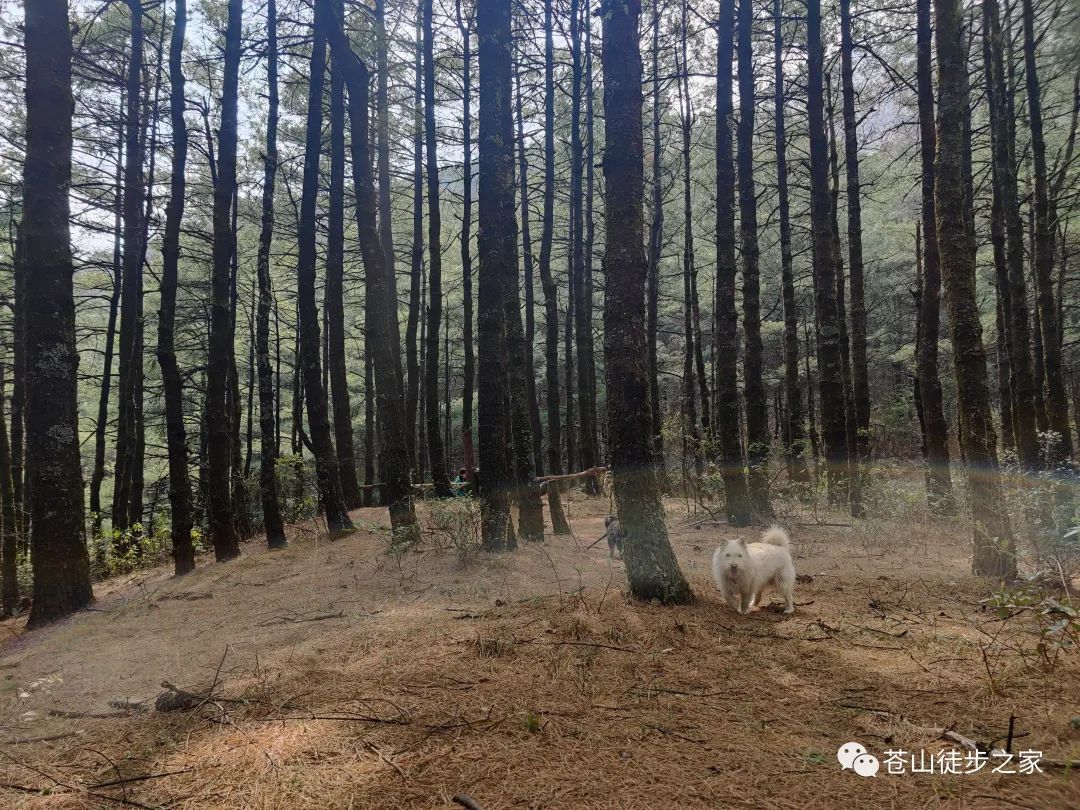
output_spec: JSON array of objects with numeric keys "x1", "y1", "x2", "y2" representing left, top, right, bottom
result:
[{"x1": 719, "y1": 539, "x2": 747, "y2": 577}]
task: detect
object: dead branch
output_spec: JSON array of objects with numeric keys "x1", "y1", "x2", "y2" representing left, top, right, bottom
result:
[{"x1": 452, "y1": 795, "x2": 485, "y2": 810}]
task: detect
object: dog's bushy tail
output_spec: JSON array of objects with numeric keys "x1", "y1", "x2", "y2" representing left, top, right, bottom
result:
[{"x1": 760, "y1": 525, "x2": 790, "y2": 547}]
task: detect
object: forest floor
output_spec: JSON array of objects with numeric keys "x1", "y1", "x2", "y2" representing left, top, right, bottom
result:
[{"x1": 2, "y1": 482, "x2": 1079, "y2": 809}]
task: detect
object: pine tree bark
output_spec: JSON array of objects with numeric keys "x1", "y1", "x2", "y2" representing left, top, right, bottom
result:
[
  {"x1": 602, "y1": 0, "x2": 692, "y2": 604},
  {"x1": 406, "y1": 23, "x2": 423, "y2": 473},
  {"x1": 476, "y1": 0, "x2": 517, "y2": 550},
  {"x1": 983, "y1": 0, "x2": 1035, "y2": 460},
  {"x1": 113, "y1": 0, "x2": 147, "y2": 536},
  {"x1": 323, "y1": 0, "x2": 418, "y2": 541},
  {"x1": 934, "y1": 0, "x2": 1015, "y2": 578},
  {"x1": 158, "y1": 0, "x2": 195, "y2": 574},
  {"x1": 327, "y1": 16, "x2": 364, "y2": 510},
  {"x1": 577, "y1": 1, "x2": 599, "y2": 493},
  {"x1": 1020, "y1": 0, "x2": 1071, "y2": 459},
  {"x1": 0, "y1": 367, "x2": 18, "y2": 614},
  {"x1": 24, "y1": 0, "x2": 94, "y2": 626},
  {"x1": 422, "y1": 0, "x2": 452, "y2": 496},
  {"x1": 676, "y1": 26, "x2": 703, "y2": 484},
  {"x1": 91, "y1": 105, "x2": 123, "y2": 539},
  {"x1": 715, "y1": 0, "x2": 751, "y2": 525},
  {"x1": 647, "y1": 0, "x2": 667, "y2": 482},
  {"x1": 914, "y1": 0, "x2": 955, "y2": 510},
  {"x1": 515, "y1": 62, "x2": 545, "y2": 477},
  {"x1": 206, "y1": 0, "x2": 243, "y2": 562},
  {"x1": 375, "y1": 0, "x2": 404, "y2": 401},
  {"x1": 297, "y1": 8, "x2": 352, "y2": 534},
  {"x1": 256, "y1": 0, "x2": 287, "y2": 548},
  {"x1": 538, "y1": 0, "x2": 571, "y2": 534},
  {"x1": 839, "y1": 0, "x2": 869, "y2": 471},
  {"x1": 773, "y1": 0, "x2": 808, "y2": 484},
  {"x1": 737, "y1": 0, "x2": 769, "y2": 514},
  {"x1": 456, "y1": 0, "x2": 476, "y2": 469}
]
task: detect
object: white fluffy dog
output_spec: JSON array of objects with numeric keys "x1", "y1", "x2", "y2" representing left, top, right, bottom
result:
[{"x1": 711, "y1": 526, "x2": 795, "y2": 615}]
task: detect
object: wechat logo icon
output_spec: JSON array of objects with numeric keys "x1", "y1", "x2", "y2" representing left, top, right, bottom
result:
[{"x1": 838, "y1": 742, "x2": 880, "y2": 777}]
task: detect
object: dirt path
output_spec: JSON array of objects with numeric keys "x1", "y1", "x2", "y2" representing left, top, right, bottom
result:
[{"x1": 2, "y1": 496, "x2": 1078, "y2": 808}]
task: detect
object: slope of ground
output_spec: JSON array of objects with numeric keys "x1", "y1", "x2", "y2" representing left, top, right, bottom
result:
[{"x1": 2, "y1": 490, "x2": 1078, "y2": 809}]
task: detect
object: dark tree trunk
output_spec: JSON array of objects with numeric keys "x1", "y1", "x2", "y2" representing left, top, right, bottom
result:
[
  {"x1": 323, "y1": 0, "x2": 418, "y2": 541},
  {"x1": 647, "y1": 0, "x2": 665, "y2": 476},
  {"x1": 982, "y1": 0, "x2": 1030, "y2": 458},
  {"x1": 934, "y1": 0, "x2": 1015, "y2": 578},
  {"x1": 114, "y1": 0, "x2": 146, "y2": 536},
  {"x1": 1020, "y1": 0, "x2": 1071, "y2": 458},
  {"x1": 11, "y1": 233, "x2": 25, "y2": 545},
  {"x1": 827, "y1": 76, "x2": 861, "y2": 513},
  {"x1": 363, "y1": 345, "x2": 375, "y2": 509},
  {"x1": 375, "y1": 0, "x2": 404, "y2": 400},
  {"x1": 803, "y1": 320, "x2": 821, "y2": 463},
  {"x1": 675, "y1": 23, "x2": 703, "y2": 484},
  {"x1": 297, "y1": 8, "x2": 352, "y2": 534},
  {"x1": 327, "y1": 17, "x2": 364, "y2": 510},
  {"x1": 256, "y1": 0, "x2": 287, "y2": 548},
  {"x1": 515, "y1": 61, "x2": 545, "y2": 477},
  {"x1": 808, "y1": 0, "x2": 849, "y2": 504},
  {"x1": 0, "y1": 368, "x2": 18, "y2": 614},
  {"x1": 91, "y1": 101, "x2": 124, "y2": 539},
  {"x1": 158, "y1": 0, "x2": 195, "y2": 574},
  {"x1": 229, "y1": 189, "x2": 254, "y2": 542},
  {"x1": 773, "y1": 0, "x2": 808, "y2": 484},
  {"x1": 915, "y1": 0, "x2": 955, "y2": 511},
  {"x1": 23, "y1": 0, "x2": 94, "y2": 626},
  {"x1": 839, "y1": 0, "x2": 869, "y2": 471},
  {"x1": 422, "y1": 0, "x2": 452, "y2": 496},
  {"x1": 206, "y1": 0, "x2": 243, "y2": 562},
  {"x1": 737, "y1": 0, "x2": 769, "y2": 514},
  {"x1": 576, "y1": 0, "x2": 599, "y2": 492},
  {"x1": 476, "y1": 0, "x2": 519, "y2": 550},
  {"x1": 538, "y1": 0, "x2": 571, "y2": 534},
  {"x1": 602, "y1": 0, "x2": 691, "y2": 604},
  {"x1": 715, "y1": 0, "x2": 751, "y2": 525},
  {"x1": 406, "y1": 23, "x2": 423, "y2": 473},
  {"x1": 456, "y1": 1, "x2": 476, "y2": 470}
]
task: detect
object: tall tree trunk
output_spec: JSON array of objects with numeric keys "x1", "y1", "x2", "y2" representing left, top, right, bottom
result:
[
  {"x1": 839, "y1": 0, "x2": 870, "y2": 472},
  {"x1": 577, "y1": 0, "x2": 599, "y2": 491},
  {"x1": 327, "y1": 17, "x2": 364, "y2": 510},
  {"x1": 827, "y1": 75, "x2": 860, "y2": 513},
  {"x1": 158, "y1": 0, "x2": 195, "y2": 574},
  {"x1": 114, "y1": 0, "x2": 146, "y2": 536},
  {"x1": 323, "y1": 0, "x2": 418, "y2": 541},
  {"x1": 515, "y1": 61, "x2": 545, "y2": 476},
  {"x1": 375, "y1": 0, "x2": 404, "y2": 400},
  {"x1": 24, "y1": 0, "x2": 94, "y2": 626},
  {"x1": 1020, "y1": 0, "x2": 1071, "y2": 458},
  {"x1": 934, "y1": 0, "x2": 1015, "y2": 578},
  {"x1": 773, "y1": 0, "x2": 808, "y2": 484},
  {"x1": 476, "y1": 0, "x2": 517, "y2": 550},
  {"x1": 738, "y1": 0, "x2": 769, "y2": 514},
  {"x1": 456, "y1": 0, "x2": 476, "y2": 469},
  {"x1": 915, "y1": 0, "x2": 955, "y2": 511},
  {"x1": 91, "y1": 100, "x2": 124, "y2": 539},
  {"x1": 11, "y1": 232, "x2": 25, "y2": 544},
  {"x1": 715, "y1": 0, "x2": 751, "y2": 525},
  {"x1": 256, "y1": 0, "x2": 287, "y2": 548},
  {"x1": 647, "y1": 0, "x2": 665, "y2": 476},
  {"x1": 538, "y1": 0, "x2": 571, "y2": 534},
  {"x1": 406, "y1": 22, "x2": 423, "y2": 473},
  {"x1": 206, "y1": 0, "x2": 243, "y2": 562},
  {"x1": 297, "y1": 8, "x2": 352, "y2": 534},
  {"x1": 675, "y1": 23, "x2": 703, "y2": 485},
  {"x1": 602, "y1": 0, "x2": 692, "y2": 604},
  {"x1": 565, "y1": 0, "x2": 581, "y2": 480},
  {"x1": 363, "y1": 345, "x2": 375, "y2": 508},
  {"x1": 422, "y1": 0, "x2": 452, "y2": 496},
  {"x1": 0, "y1": 367, "x2": 18, "y2": 615}
]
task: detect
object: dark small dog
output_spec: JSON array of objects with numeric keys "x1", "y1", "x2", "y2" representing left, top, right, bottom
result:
[{"x1": 604, "y1": 515, "x2": 626, "y2": 560}]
